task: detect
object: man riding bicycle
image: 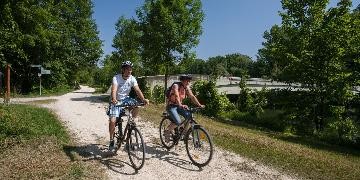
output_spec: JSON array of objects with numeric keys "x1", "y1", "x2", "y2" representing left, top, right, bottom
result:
[
  {"x1": 164, "y1": 74, "x2": 205, "y2": 142},
  {"x1": 107, "y1": 61, "x2": 149, "y2": 149}
]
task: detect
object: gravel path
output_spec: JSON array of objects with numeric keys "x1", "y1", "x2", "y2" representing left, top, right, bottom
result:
[{"x1": 13, "y1": 86, "x2": 298, "y2": 180}]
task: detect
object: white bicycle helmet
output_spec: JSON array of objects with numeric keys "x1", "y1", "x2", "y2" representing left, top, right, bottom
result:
[{"x1": 121, "y1": 61, "x2": 133, "y2": 68}]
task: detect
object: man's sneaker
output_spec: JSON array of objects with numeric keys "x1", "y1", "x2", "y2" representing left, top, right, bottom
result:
[
  {"x1": 164, "y1": 130, "x2": 171, "y2": 143},
  {"x1": 109, "y1": 140, "x2": 115, "y2": 150}
]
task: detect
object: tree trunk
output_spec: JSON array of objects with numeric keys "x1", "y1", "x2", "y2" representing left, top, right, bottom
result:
[{"x1": 164, "y1": 63, "x2": 168, "y2": 102}]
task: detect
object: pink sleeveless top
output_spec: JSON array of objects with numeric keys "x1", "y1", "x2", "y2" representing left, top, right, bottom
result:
[{"x1": 168, "y1": 84, "x2": 187, "y2": 105}]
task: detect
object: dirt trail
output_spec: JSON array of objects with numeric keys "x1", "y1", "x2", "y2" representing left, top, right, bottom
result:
[{"x1": 13, "y1": 86, "x2": 298, "y2": 180}]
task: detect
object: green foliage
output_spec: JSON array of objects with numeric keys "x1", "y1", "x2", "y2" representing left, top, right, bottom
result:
[
  {"x1": 192, "y1": 80, "x2": 234, "y2": 117},
  {"x1": 205, "y1": 54, "x2": 254, "y2": 78},
  {"x1": 221, "y1": 109, "x2": 287, "y2": 132},
  {"x1": 74, "y1": 66, "x2": 96, "y2": 85},
  {"x1": 93, "y1": 55, "x2": 118, "y2": 93},
  {"x1": 137, "y1": 0, "x2": 204, "y2": 88},
  {"x1": 329, "y1": 118, "x2": 359, "y2": 145},
  {"x1": 137, "y1": 77, "x2": 151, "y2": 100},
  {"x1": 112, "y1": 17, "x2": 143, "y2": 75},
  {"x1": 0, "y1": 0, "x2": 102, "y2": 94},
  {"x1": 258, "y1": 0, "x2": 360, "y2": 139},
  {"x1": 152, "y1": 84, "x2": 165, "y2": 104},
  {"x1": 237, "y1": 75, "x2": 268, "y2": 117},
  {"x1": 265, "y1": 89, "x2": 320, "y2": 135}
]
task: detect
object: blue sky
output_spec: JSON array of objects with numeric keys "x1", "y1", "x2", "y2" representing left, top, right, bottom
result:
[{"x1": 92, "y1": 0, "x2": 360, "y2": 61}]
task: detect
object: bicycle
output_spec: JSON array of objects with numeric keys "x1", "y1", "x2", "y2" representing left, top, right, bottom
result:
[
  {"x1": 112, "y1": 102, "x2": 146, "y2": 170},
  {"x1": 159, "y1": 107, "x2": 213, "y2": 167}
]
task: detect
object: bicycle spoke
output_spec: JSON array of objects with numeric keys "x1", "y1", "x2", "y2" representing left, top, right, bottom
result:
[
  {"x1": 185, "y1": 127, "x2": 213, "y2": 167},
  {"x1": 159, "y1": 118, "x2": 176, "y2": 149},
  {"x1": 127, "y1": 128, "x2": 145, "y2": 170}
]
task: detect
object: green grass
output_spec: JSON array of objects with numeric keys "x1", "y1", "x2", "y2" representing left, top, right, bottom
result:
[
  {"x1": 0, "y1": 104, "x2": 105, "y2": 179},
  {"x1": 0, "y1": 104, "x2": 70, "y2": 145},
  {"x1": 141, "y1": 104, "x2": 360, "y2": 180},
  {"x1": 9, "y1": 85, "x2": 73, "y2": 98}
]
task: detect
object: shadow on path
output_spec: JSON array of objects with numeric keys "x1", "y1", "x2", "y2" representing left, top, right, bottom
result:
[
  {"x1": 63, "y1": 144, "x2": 139, "y2": 175},
  {"x1": 70, "y1": 94, "x2": 108, "y2": 104},
  {"x1": 145, "y1": 142, "x2": 203, "y2": 172}
]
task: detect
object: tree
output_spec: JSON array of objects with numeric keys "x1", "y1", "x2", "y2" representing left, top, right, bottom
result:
[
  {"x1": 249, "y1": 57, "x2": 270, "y2": 78},
  {"x1": 258, "y1": 0, "x2": 360, "y2": 133},
  {"x1": 112, "y1": 16, "x2": 143, "y2": 76},
  {"x1": 137, "y1": 0, "x2": 204, "y2": 89},
  {"x1": 205, "y1": 53, "x2": 253, "y2": 78},
  {"x1": 53, "y1": 0, "x2": 102, "y2": 85},
  {"x1": 187, "y1": 58, "x2": 210, "y2": 75},
  {"x1": 225, "y1": 53, "x2": 253, "y2": 77},
  {"x1": 0, "y1": 0, "x2": 102, "y2": 93}
]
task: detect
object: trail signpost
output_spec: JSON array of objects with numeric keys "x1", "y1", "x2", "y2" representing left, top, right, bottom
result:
[{"x1": 30, "y1": 65, "x2": 51, "y2": 95}]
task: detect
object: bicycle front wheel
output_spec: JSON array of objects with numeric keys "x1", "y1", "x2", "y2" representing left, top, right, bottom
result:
[
  {"x1": 127, "y1": 127, "x2": 145, "y2": 170},
  {"x1": 185, "y1": 126, "x2": 213, "y2": 167}
]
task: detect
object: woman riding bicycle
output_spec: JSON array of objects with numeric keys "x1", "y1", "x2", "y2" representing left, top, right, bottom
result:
[{"x1": 164, "y1": 74, "x2": 205, "y2": 142}]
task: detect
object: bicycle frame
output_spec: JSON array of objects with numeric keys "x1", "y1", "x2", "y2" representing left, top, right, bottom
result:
[
  {"x1": 160, "y1": 106, "x2": 213, "y2": 167},
  {"x1": 114, "y1": 105, "x2": 139, "y2": 151},
  {"x1": 166, "y1": 108, "x2": 200, "y2": 144},
  {"x1": 112, "y1": 102, "x2": 146, "y2": 170}
]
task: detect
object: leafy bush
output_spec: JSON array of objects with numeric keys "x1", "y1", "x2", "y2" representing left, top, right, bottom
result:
[
  {"x1": 192, "y1": 80, "x2": 234, "y2": 117},
  {"x1": 221, "y1": 109, "x2": 288, "y2": 132},
  {"x1": 129, "y1": 77, "x2": 151, "y2": 100},
  {"x1": 329, "y1": 118, "x2": 359, "y2": 144},
  {"x1": 237, "y1": 78, "x2": 268, "y2": 117},
  {"x1": 137, "y1": 78, "x2": 151, "y2": 99},
  {"x1": 152, "y1": 85, "x2": 165, "y2": 104}
]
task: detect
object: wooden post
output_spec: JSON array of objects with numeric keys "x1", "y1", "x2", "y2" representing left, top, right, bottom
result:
[{"x1": 5, "y1": 64, "x2": 10, "y2": 103}]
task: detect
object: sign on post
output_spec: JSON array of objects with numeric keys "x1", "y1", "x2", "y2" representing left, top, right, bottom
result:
[
  {"x1": 30, "y1": 64, "x2": 42, "y2": 68},
  {"x1": 41, "y1": 67, "x2": 51, "y2": 75},
  {"x1": 30, "y1": 65, "x2": 51, "y2": 96}
]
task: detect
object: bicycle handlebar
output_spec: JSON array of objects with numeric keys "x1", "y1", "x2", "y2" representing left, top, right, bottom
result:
[
  {"x1": 188, "y1": 107, "x2": 204, "y2": 113},
  {"x1": 114, "y1": 102, "x2": 145, "y2": 108}
]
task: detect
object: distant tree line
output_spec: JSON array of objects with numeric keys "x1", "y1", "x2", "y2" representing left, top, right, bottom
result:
[{"x1": 0, "y1": 0, "x2": 102, "y2": 94}]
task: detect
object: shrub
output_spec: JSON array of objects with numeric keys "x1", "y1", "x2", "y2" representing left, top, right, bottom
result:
[
  {"x1": 192, "y1": 80, "x2": 234, "y2": 117},
  {"x1": 152, "y1": 85, "x2": 165, "y2": 104}
]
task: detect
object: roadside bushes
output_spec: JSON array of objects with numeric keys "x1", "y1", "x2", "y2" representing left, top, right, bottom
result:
[
  {"x1": 152, "y1": 85, "x2": 165, "y2": 104},
  {"x1": 191, "y1": 80, "x2": 234, "y2": 117},
  {"x1": 149, "y1": 80, "x2": 234, "y2": 117},
  {"x1": 266, "y1": 89, "x2": 360, "y2": 147},
  {"x1": 237, "y1": 78, "x2": 268, "y2": 117}
]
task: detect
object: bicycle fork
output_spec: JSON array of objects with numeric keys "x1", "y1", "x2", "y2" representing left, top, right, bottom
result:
[
  {"x1": 126, "y1": 122, "x2": 141, "y2": 151},
  {"x1": 191, "y1": 124, "x2": 202, "y2": 149}
]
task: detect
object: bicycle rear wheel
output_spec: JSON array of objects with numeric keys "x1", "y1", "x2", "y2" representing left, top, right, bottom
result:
[
  {"x1": 185, "y1": 126, "x2": 213, "y2": 167},
  {"x1": 127, "y1": 127, "x2": 145, "y2": 170},
  {"x1": 159, "y1": 117, "x2": 176, "y2": 149}
]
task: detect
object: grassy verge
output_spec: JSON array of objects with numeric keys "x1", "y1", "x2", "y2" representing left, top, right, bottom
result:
[
  {"x1": 8, "y1": 85, "x2": 74, "y2": 98},
  {"x1": 0, "y1": 104, "x2": 105, "y2": 179},
  {"x1": 140, "y1": 104, "x2": 360, "y2": 180}
]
